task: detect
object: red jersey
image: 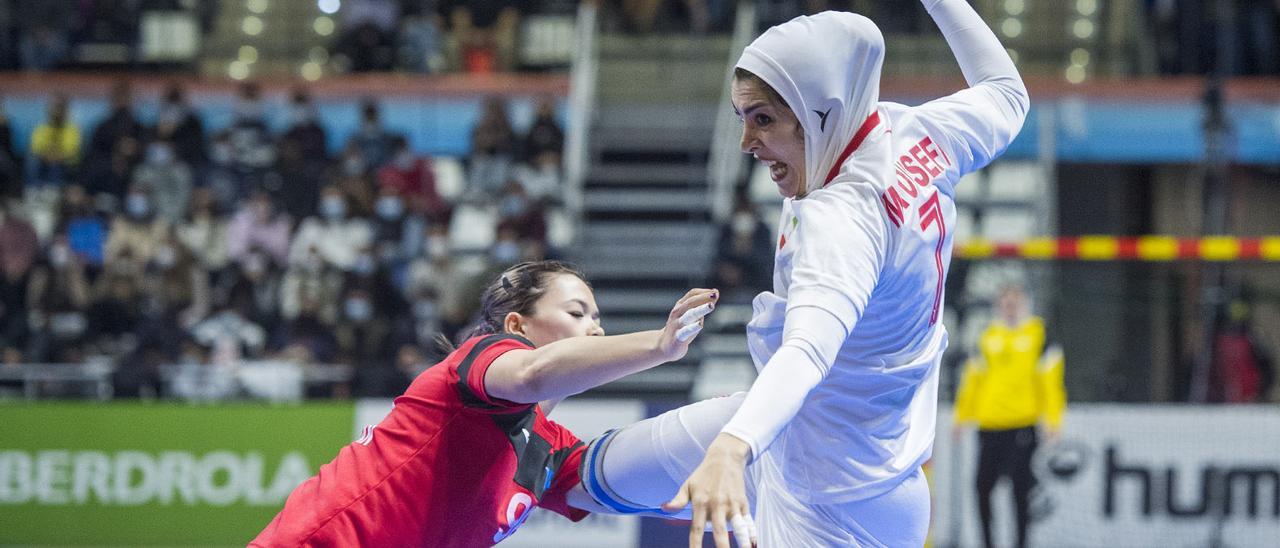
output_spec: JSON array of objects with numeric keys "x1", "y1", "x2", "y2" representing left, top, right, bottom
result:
[{"x1": 251, "y1": 334, "x2": 589, "y2": 547}]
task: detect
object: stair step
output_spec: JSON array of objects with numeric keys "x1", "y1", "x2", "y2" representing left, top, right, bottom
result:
[
  {"x1": 594, "y1": 288, "x2": 686, "y2": 314},
  {"x1": 580, "y1": 221, "x2": 715, "y2": 247},
  {"x1": 591, "y1": 127, "x2": 711, "y2": 153},
  {"x1": 596, "y1": 104, "x2": 719, "y2": 131},
  {"x1": 587, "y1": 164, "x2": 707, "y2": 186},
  {"x1": 598, "y1": 34, "x2": 733, "y2": 59},
  {"x1": 583, "y1": 189, "x2": 709, "y2": 212}
]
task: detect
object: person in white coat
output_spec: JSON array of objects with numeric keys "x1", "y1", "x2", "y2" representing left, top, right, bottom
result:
[{"x1": 565, "y1": 2, "x2": 1029, "y2": 546}]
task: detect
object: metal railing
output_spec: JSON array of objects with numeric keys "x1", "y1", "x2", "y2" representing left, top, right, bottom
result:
[
  {"x1": 563, "y1": 1, "x2": 600, "y2": 243},
  {"x1": 706, "y1": 1, "x2": 757, "y2": 223}
]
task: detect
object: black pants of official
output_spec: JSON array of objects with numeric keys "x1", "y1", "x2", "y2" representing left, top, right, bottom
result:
[{"x1": 976, "y1": 426, "x2": 1038, "y2": 548}]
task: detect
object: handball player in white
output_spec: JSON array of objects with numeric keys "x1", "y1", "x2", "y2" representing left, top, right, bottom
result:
[{"x1": 567, "y1": 1, "x2": 1029, "y2": 546}]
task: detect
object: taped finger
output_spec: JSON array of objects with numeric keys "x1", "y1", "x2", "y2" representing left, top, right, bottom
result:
[
  {"x1": 675, "y1": 322, "x2": 703, "y2": 342},
  {"x1": 678, "y1": 302, "x2": 714, "y2": 325},
  {"x1": 731, "y1": 514, "x2": 752, "y2": 548}
]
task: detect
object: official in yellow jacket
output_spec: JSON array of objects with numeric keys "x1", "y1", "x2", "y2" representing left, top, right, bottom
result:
[{"x1": 955, "y1": 285, "x2": 1065, "y2": 548}]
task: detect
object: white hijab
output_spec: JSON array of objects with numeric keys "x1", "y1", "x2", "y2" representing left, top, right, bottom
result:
[{"x1": 735, "y1": 11, "x2": 891, "y2": 195}]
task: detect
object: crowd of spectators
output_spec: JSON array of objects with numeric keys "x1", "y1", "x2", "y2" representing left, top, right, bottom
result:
[{"x1": 0, "y1": 80, "x2": 565, "y2": 399}]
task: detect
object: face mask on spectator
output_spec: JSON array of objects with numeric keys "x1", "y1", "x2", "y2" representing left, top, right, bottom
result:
[
  {"x1": 343, "y1": 156, "x2": 365, "y2": 177},
  {"x1": 291, "y1": 105, "x2": 314, "y2": 126},
  {"x1": 732, "y1": 212, "x2": 756, "y2": 236},
  {"x1": 147, "y1": 143, "x2": 175, "y2": 166},
  {"x1": 427, "y1": 236, "x2": 449, "y2": 259},
  {"x1": 393, "y1": 150, "x2": 415, "y2": 171},
  {"x1": 158, "y1": 105, "x2": 186, "y2": 127},
  {"x1": 344, "y1": 297, "x2": 373, "y2": 322},
  {"x1": 234, "y1": 99, "x2": 263, "y2": 122},
  {"x1": 498, "y1": 194, "x2": 528, "y2": 218},
  {"x1": 375, "y1": 196, "x2": 403, "y2": 220},
  {"x1": 321, "y1": 196, "x2": 346, "y2": 220},
  {"x1": 243, "y1": 253, "x2": 267, "y2": 277},
  {"x1": 212, "y1": 142, "x2": 233, "y2": 165},
  {"x1": 353, "y1": 253, "x2": 376, "y2": 276},
  {"x1": 491, "y1": 241, "x2": 520, "y2": 264},
  {"x1": 49, "y1": 245, "x2": 70, "y2": 268},
  {"x1": 125, "y1": 194, "x2": 151, "y2": 219},
  {"x1": 153, "y1": 245, "x2": 176, "y2": 269},
  {"x1": 413, "y1": 299, "x2": 438, "y2": 321}
]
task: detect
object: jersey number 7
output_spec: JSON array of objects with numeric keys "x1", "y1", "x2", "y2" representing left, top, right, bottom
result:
[{"x1": 918, "y1": 190, "x2": 945, "y2": 325}]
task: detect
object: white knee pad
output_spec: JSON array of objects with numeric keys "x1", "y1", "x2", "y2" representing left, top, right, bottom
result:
[{"x1": 580, "y1": 392, "x2": 746, "y2": 515}]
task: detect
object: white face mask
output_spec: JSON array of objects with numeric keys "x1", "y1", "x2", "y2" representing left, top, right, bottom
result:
[
  {"x1": 491, "y1": 241, "x2": 520, "y2": 264},
  {"x1": 153, "y1": 245, "x2": 176, "y2": 269},
  {"x1": 321, "y1": 196, "x2": 346, "y2": 220},
  {"x1": 732, "y1": 212, "x2": 756, "y2": 235},
  {"x1": 426, "y1": 236, "x2": 449, "y2": 259},
  {"x1": 49, "y1": 245, "x2": 70, "y2": 267},
  {"x1": 125, "y1": 194, "x2": 151, "y2": 218}
]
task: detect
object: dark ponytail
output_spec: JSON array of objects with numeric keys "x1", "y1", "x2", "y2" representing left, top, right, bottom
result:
[{"x1": 437, "y1": 260, "x2": 588, "y2": 353}]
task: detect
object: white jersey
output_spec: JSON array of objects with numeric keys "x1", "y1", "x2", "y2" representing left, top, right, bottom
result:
[
  {"x1": 750, "y1": 87, "x2": 1021, "y2": 501},
  {"x1": 722, "y1": 5, "x2": 1028, "y2": 505}
]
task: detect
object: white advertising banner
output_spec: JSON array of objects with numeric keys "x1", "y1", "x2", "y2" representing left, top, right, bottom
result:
[{"x1": 931, "y1": 405, "x2": 1280, "y2": 548}]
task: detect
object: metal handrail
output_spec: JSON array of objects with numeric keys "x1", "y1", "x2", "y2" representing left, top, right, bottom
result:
[
  {"x1": 706, "y1": 1, "x2": 757, "y2": 223},
  {"x1": 0, "y1": 362, "x2": 116, "y2": 400},
  {"x1": 563, "y1": 1, "x2": 599, "y2": 243}
]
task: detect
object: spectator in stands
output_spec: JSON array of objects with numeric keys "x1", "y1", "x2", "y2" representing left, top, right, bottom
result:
[
  {"x1": 175, "y1": 187, "x2": 229, "y2": 276},
  {"x1": 282, "y1": 87, "x2": 328, "y2": 161},
  {"x1": 142, "y1": 229, "x2": 210, "y2": 329},
  {"x1": 154, "y1": 82, "x2": 206, "y2": 168},
  {"x1": 81, "y1": 134, "x2": 140, "y2": 204},
  {"x1": 0, "y1": 100, "x2": 22, "y2": 200},
  {"x1": 190, "y1": 297, "x2": 268, "y2": 363},
  {"x1": 333, "y1": 1, "x2": 399, "y2": 73},
  {"x1": 279, "y1": 238, "x2": 346, "y2": 326},
  {"x1": 0, "y1": 202, "x2": 39, "y2": 360},
  {"x1": 25, "y1": 233, "x2": 92, "y2": 363},
  {"x1": 522, "y1": 96, "x2": 564, "y2": 163},
  {"x1": 87, "y1": 261, "x2": 143, "y2": 358},
  {"x1": 227, "y1": 82, "x2": 274, "y2": 178},
  {"x1": 132, "y1": 139, "x2": 193, "y2": 224},
  {"x1": 54, "y1": 185, "x2": 107, "y2": 271},
  {"x1": 204, "y1": 131, "x2": 250, "y2": 210},
  {"x1": 370, "y1": 185, "x2": 425, "y2": 291},
  {"x1": 1210, "y1": 298, "x2": 1275, "y2": 403},
  {"x1": 104, "y1": 183, "x2": 169, "y2": 272},
  {"x1": 223, "y1": 251, "x2": 283, "y2": 338},
  {"x1": 710, "y1": 188, "x2": 772, "y2": 303},
  {"x1": 351, "y1": 99, "x2": 395, "y2": 172},
  {"x1": 334, "y1": 283, "x2": 394, "y2": 393},
  {"x1": 0, "y1": 3, "x2": 13, "y2": 70},
  {"x1": 289, "y1": 185, "x2": 373, "y2": 271},
  {"x1": 468, "y1": 96, "x2": 516, "y2": 199},
  {"x1": 226, "y1": 189, "x2": 292, "y2": 269},
  {"x1": 495, "y1": 179, "x2": 546, "y2": 246},
  {"x1": 405, "y1": 222, "x2": 468, "y2": 338},
  {"x1": 30, "y1": 94, "x2": 80, "y2": 186},
  {"x1": 84, "y1": 80, "x2": 145, "y2": 176},
  {"x1": 271, "y1": 129, "x2": 327, "y2": 222},
  {"x1": 378, "y1": 135, "x2": 450, "y2": 223},
  {"x1": 400, "y1": 1, "x2": 445, "y2": 73},
  {"x1": 273, "y1": 294, "x2": 338, "y2": 364},
  {"x1": 443, "y1": 0, "x2": 520, "y2": 72},
  {"x1": 16, "y1": 0, "x2": 71, "y2": 70}
]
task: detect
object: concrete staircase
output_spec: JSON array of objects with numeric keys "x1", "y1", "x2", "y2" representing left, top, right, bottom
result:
[{"x1": 573, "y1": 33, "x2": 732, "y2": 397}]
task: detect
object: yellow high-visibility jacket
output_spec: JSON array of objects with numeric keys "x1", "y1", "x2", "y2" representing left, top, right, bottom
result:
[{"x1": 954, "y1": 316, "x2": 1066, "y2": 431}]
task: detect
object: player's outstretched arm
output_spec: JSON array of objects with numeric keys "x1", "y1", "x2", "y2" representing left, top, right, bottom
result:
[{"x1": 485, "y1": 288, "x2": 717, "y2": 404}]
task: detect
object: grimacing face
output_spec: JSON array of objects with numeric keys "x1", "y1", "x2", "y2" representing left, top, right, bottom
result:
[
  {"x1": 733, "y1": 77, "x2": 807, "y2": 198},
  {"x1": 506, "y1": 274, "x2": 604, "y2": 347}
]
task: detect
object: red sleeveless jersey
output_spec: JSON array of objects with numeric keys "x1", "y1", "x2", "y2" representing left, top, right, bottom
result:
[{"x1": 250, "y1": 334, "x2": 589, "y2": 547}]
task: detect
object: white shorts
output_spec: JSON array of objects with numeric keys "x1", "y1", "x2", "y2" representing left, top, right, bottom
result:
[{"x1": 748, "y1": 452, "x2": 930, "y2": 547}]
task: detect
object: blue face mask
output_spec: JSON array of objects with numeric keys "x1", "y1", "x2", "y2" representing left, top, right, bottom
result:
[
  {"x1": 321, "y1": 197, "x2": 346, "y2": 220},
  {"x1": 344, "y1": 298, "x2": 373, "y2": 322},
  {"x1": 491, "y1": 241, "x2": 520, "y2": 264},
  {"x1": 125, "y1": 194, "x2": 151, "y2": 218},
  {"x1": 498, "y1": 195, "x2": 528, "y2": 218},
  {"x1": 375, "y1": 196, "x2": 403, "y2": 220}
]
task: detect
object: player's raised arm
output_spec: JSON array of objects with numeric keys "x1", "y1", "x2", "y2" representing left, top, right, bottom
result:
[
  {"x1": 485, "y1": 287, "x2": 717, "y2": 404},
  {"x1": 919, "y1": 0, "x2": 1030, "y2": 173}
]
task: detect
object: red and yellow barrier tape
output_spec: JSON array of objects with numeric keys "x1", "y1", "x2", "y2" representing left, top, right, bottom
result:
[{"x1": 955, "y1": 236, "x2": 1280, "y2": 261}]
